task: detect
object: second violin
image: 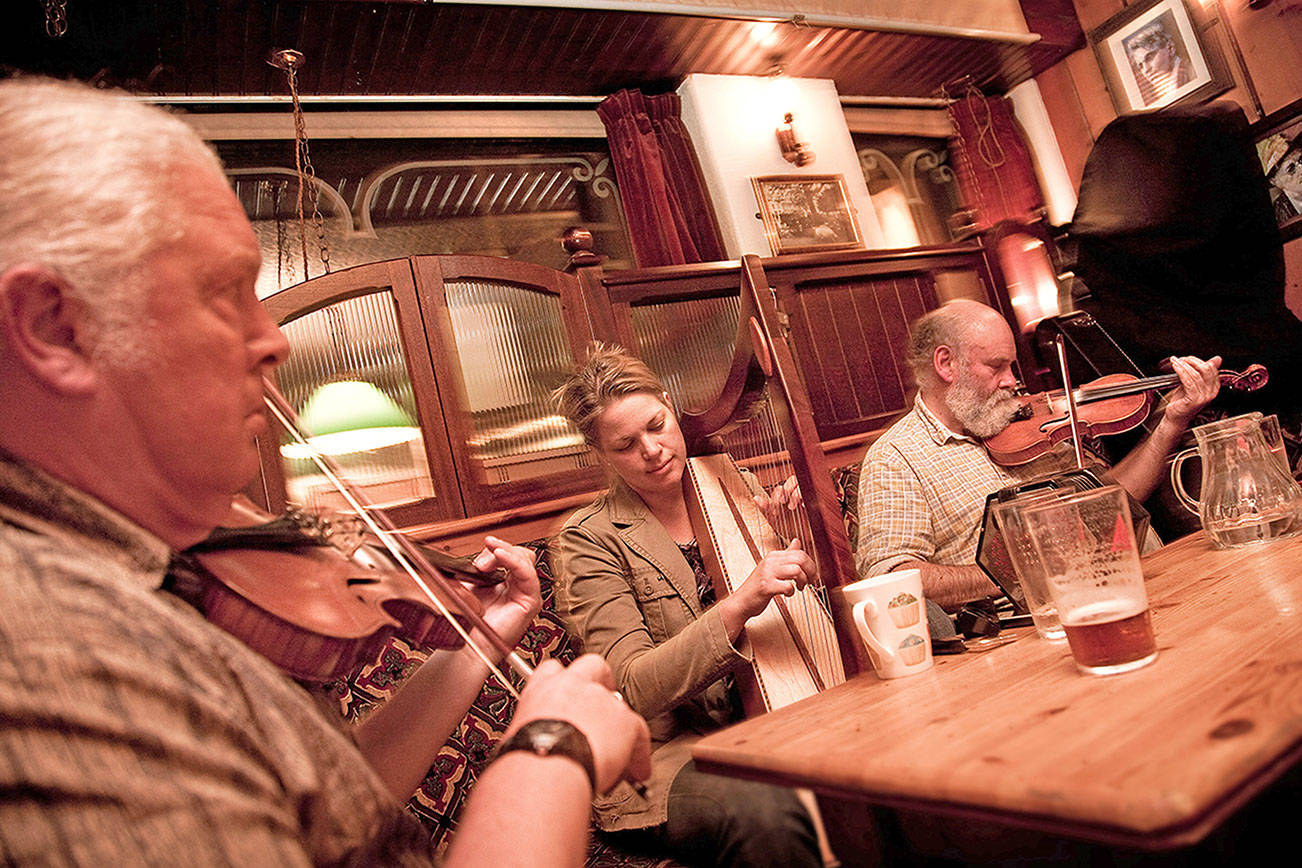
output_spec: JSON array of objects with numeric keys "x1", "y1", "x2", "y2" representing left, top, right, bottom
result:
[{"x1": 983, "y1": 364, "x2": 1269, "y2": 466}]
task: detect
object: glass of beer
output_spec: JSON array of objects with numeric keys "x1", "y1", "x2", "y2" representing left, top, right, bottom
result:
[{"x1": 1022, "y1": 485, "x2": 1157, "y2": 676}]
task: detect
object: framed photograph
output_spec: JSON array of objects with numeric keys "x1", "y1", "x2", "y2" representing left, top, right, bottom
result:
[
  {"x1": 1252, "y1": 97, "x2": 1302, "y2": 242},
  {"x1": 752, "y1": 174, "x2": 862, "y2": 256},
  {"x1": 1089, "y1": 0, "x2": 1227, "y2": 115}
]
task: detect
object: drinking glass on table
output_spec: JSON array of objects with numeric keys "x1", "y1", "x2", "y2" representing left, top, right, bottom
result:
[
  {"x1": 992, "y1": 490, "x2": 1070, "y2": 642},
  {"x1": 1022, "y1": 485, "x2": 1157, "y2": 676}
]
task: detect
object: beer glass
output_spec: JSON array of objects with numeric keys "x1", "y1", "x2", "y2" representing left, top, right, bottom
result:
[
  {"x1": 1022, "y1": 485, "x2": 1157, "y2": 676},
  {"x1": 991, "y1": 490, "x2": 1070, "y2": 641}
]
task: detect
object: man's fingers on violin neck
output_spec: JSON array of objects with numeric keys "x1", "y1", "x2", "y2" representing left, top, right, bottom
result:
[
  {"x1": 480, "y1": 535, "x2": 537, "y2": 565},
  {"x1": 481, "y1": 546, "x2": 537, "y2": 579},
  {"x1": 626, "y1": 722, "x2": 653, "y2": 785}
]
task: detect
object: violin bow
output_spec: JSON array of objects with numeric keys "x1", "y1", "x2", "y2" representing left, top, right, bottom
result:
[
  {"x1": 262, "y1": 378, "x2": 532, "y2": 698},
  {"x1": 1053, "y1": 334, "x2": 1087, "y2": 471}
]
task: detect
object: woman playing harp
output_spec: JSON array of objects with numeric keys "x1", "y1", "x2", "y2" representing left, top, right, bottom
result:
[{"x1": 552, "y1": 345, "x2": 822, "y2": 868}]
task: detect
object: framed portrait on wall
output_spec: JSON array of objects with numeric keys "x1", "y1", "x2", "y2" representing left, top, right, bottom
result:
[
  {"x1": 1252, "y1": 97, "x2": 1302, "y2": 242},
  {"x1": 752, "y1": 174, "x2": 862, "y2": 256},
  {"x1": 1089, "y1": 0, "x2": 1228, "y2": 115}
]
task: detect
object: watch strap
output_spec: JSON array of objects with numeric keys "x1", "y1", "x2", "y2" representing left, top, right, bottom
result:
[{"x1": 490, "y1": 718, "x2": 597, "y2": 793}]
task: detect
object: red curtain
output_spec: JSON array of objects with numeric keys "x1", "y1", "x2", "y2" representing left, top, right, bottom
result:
[
  {"x1": 946, "y1": 88, "x2": 1045, "y2": 231},
  {"x1": 597, "y1": 89, "x2": 726, "y2": 267}
]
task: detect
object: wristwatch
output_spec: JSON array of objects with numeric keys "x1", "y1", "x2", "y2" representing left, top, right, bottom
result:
[{"x1": 491, "y1": 719, "x2": 597, "y2": 793}]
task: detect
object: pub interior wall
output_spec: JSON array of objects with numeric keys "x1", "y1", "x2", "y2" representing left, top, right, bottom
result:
[
  {"x1": 1033, "y1": 0, "x2": 1302, "y2": 316},
  {"x1": 678, "y1": 73, "x2": 886, "y2": 257}
]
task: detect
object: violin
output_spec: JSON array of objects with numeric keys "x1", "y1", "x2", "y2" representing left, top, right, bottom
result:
[
  {"x1": 168, "y1": 380, "x2": 533, "y2": 690},
  {"x1": 983, "y1": 364, "x2": 1269, "y2": 467},
  {"x1": 172, "y1": 497, "x2": 489, "y2": 683}
]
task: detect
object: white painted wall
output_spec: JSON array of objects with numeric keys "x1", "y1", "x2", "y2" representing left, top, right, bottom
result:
[
  {"x1": 678, "y1": 73, "x2": 885, "y2": 258},
  {"x1": 1008, "y1": 80, "x2": 1077, "y2": 227}
]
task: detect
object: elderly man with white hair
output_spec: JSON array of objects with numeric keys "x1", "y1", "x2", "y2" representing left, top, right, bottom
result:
[
  {"x1": 855, "y1": 299, "x2": 1221, "y2": 609},
  {"x1": 0, "y1": 76, "x2": 648, "y2": 866}
]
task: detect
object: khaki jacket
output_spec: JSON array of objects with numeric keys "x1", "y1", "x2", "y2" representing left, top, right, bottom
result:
[{"x1": 553, "y1": 480, "x2": 749, "y2": 831}]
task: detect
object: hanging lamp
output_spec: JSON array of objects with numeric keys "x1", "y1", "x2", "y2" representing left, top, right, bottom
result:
[{"x1": 280, "y1": 380, "x2": 419, "y2": 458}]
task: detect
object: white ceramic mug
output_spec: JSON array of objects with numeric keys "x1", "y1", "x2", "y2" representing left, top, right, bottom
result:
[{"x1": 841, "y1": 569, "x2": 933, "y2": 679}]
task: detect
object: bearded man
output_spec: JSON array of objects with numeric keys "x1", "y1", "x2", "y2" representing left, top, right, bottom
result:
[{"x1": 854, "y1": 300, "x2": 1221, "y2": 609}]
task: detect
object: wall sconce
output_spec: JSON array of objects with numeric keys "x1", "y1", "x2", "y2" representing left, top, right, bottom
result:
[{"x1": 776, "y1": 112, "x2": 815, "y2": 167}]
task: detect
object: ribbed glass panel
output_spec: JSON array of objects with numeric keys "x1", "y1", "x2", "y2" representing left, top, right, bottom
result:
[
  {"x1": 276, "y1": 290, "x2": 435, "y2": 511},
  {"x1": 630, "y1": 294, "x2": 740, "y2": 414},
  {"x1": 444, "y1": 279, "x2": 588, "y2": 482}
]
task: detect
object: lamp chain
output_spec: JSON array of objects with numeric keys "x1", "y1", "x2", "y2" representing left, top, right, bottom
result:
[
  {"x1": 272, "y1": 50, "x2": 331, "y2": 280},
  {"x1": 42, "y1": 0, "x2": 68, "y2": 38}
]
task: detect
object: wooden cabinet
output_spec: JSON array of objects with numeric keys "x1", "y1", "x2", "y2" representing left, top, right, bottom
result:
[{"x1": 255, "y1": 242, "x2": 1006, "y2": 527}]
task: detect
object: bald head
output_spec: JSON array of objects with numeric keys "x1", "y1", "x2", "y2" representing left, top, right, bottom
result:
[{"x1": 905, "y1": 300, "x2": 1010, "y2": 387}]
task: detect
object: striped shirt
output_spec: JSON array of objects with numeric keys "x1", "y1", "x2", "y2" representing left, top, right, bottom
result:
[
  {"x1": 0, "y1": 453, "x2": 435, "y2": 866},
  {"x1": 855, "y1": 395, "x2": 1080, "y2": 577}
]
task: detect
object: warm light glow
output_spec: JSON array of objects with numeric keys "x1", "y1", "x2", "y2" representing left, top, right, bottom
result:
[
  {"x1": 872, "y1": 186, "x2": 921, "y2": 249},
  {"x1": 997, "y1": 233, "x2": 1061, "y2": 332},
  {"x1": 769, "y1": 74, "x2": 801, "y2": 127},
  {"x1": 281, "y1": 426, "x2": 421, "y2": 458},
  {"x1": 750, "y1": 21, "x2": 781, "y2": 49}
]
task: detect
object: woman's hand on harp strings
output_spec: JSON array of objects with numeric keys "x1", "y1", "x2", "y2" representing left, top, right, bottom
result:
[
  {"x1": 718, "y1": 539, "x2": 818, "y2": 640},
  {"x1": 752, "y1": 474, "x2": 803, "y2": 529},
  {"x1": 464, "y1": 536, "x2": 543, "y2": 661}
]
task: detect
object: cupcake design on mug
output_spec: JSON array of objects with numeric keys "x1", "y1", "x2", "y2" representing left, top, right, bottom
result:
[
  {"x1": 898, "y1": 633, "x2": 927, "y2": 666},
  {"x1": 887, "y1": 591, "x2": 920, "y2": 627}
]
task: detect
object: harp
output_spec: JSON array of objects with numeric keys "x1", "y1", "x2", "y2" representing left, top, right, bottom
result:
[{"x1": 681, "y1": 254, "x2": 866, "y2": 716}]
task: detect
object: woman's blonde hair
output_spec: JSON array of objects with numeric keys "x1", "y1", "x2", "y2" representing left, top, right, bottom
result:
[{"x1": 552, "y1": 343, "x2": 667, "y2": 446}]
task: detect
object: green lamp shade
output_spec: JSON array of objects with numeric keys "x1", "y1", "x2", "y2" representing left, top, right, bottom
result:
[{"x1": 282, "y1": 380, "x2": 419, "y2": 457}]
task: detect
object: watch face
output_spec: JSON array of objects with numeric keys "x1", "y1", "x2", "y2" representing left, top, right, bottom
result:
[
  {"x1": 496, "y1": 719, "x2": 596, "y2": 791},
  {"x1": 531, "y1": 721, "x2": 566, "y2": 750}
]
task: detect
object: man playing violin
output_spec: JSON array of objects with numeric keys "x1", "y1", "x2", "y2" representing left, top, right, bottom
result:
[
  {"x1": 856, "y1": 299, "x2": 1222, "y2": 609},
  {"x1": 0, "y1": 76, "x2": 649, "y2": 866}
]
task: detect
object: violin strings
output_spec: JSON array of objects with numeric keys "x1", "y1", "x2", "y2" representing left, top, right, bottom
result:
[{"x1": 262, "y1": 379, "x2": 528, "y2": 698}]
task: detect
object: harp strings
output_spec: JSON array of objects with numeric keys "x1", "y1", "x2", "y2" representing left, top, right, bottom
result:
[{"x1": 721, "y1": 379, "x2": 842, "y2": 686}]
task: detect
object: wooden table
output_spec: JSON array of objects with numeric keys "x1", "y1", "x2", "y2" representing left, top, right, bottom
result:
[{"x1": 693, "y1": 531, "x2": 1302, "y2": 854}]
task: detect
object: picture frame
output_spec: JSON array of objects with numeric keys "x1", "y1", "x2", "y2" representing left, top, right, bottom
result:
[
  {"x1": 1251, "y1": 96, "x2": 1302, "y2": 242},
  {"x1": 1088, "y1": 0, "x2": 1228, "y2": 115},
  {"x1": 751, "y1": 174, "x2": 862, "y2": 256}
]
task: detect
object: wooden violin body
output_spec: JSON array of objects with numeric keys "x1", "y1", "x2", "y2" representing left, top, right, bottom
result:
[
  {"x1": 175, "y1": 497, "x2": 485, "y2": 683},
  {"x1": 984, "y1": 364, "x2": 1269, "y2": 467}
]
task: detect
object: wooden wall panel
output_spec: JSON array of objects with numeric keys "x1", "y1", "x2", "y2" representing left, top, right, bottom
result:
[
  {"x1": 778, "y1": 272, "x2": 938, "y2": 441},
  {"x1": 1223, "y1": 0, "x2": 1302, "y2": 117}
]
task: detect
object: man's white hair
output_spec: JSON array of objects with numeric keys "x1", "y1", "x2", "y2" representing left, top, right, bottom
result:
[{"x1": 0, "y1": 76, "x2": 227, "y2": 359}]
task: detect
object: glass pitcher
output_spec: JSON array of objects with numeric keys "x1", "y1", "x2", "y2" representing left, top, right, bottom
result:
[{"x1": 1170, "y1": 413, "x2": 1302, "y2": 549}]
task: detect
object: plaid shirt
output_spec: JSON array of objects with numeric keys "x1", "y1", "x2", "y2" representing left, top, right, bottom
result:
[
  {"x1": 0, "y1": 453, "x2": 435, "y2": 866},
  {"x1": 855, "y1": 395, "x2": 1078, "y2": 577}
]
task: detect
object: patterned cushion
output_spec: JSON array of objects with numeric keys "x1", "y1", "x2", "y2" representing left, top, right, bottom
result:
[
  {"x1": 322, "y1": 541, "x2": 677, "y2": 867},
  {"x1": 829, "y1": 462, "x2": 861, "y2": 554}
]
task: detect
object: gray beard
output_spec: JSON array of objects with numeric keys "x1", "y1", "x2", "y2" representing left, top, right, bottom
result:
[{"x1": 945, "y1": 376, "x2": 1022, "y2": 439}]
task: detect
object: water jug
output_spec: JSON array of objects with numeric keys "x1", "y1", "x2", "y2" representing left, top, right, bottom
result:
[{"x1": 1171, "y1": 413, "x2": 1302, "y2": 549}]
